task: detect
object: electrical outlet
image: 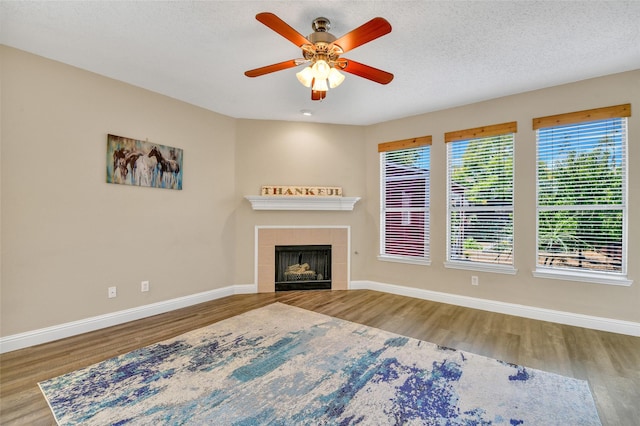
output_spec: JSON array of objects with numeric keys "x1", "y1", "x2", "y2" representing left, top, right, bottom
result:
[
  {"x1": 141, "y1": 280, "x2": 150, "y2": 292},
  {"x1": 471, "y1": 276, "x2": 479, "y2": 286},
  {"x1": 108, "y1": 286, "x2": 117, "y2": 298}
]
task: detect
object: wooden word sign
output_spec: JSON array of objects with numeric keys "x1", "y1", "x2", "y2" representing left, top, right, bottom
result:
[{"x1": 261, "y1": 186, "x2": 343, "y2": 197}]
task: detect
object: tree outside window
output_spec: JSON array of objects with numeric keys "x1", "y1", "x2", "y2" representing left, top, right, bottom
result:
[
  {"x1": 446, "y1": 124, "x2": 516, "y2": 269},
  {"x1": 536, "y1": 117, "x2": 627, "y2": 276}
]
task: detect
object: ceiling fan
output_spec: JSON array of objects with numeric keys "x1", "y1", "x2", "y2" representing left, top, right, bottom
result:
[{"x1": 244, "y1": 12, "x2": 393, "y2": 101}]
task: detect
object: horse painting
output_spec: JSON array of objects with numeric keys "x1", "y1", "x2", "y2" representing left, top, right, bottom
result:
[
  {"x1": 106, "y1": 134, "x2": 183, "y2": 190},
  {"x1": 112, "y1": 148, "x2": 129, "y2": 183},
  {"x1": 148, "y1": 146, "x2": 181, "y2": 187}
]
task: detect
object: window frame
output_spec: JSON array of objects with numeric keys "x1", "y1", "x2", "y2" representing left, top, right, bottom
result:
[
  {"x1": 532, "y1": 104, "x2": 632, "y2": 286},
  {"x1": 378, "y1": 136, "x2": 432, "y2": 265},
  {"x1": 444, "y1": 122, "x2": 518, "y2": 275}
]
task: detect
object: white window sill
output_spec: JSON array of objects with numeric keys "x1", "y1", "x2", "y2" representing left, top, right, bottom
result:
[
  {"x1": 533, "y1": 267, "x2": 632, "y2": 286},
  {"x1": 444, "y1": 261, "x2": 517, "y2": 275},
  {"x1": 378, "y1": 255, "x2": 431, "y2": 266}
]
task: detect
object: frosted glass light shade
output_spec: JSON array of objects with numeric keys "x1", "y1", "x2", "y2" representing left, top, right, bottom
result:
[
  {"x1": 312, "y1": 60, "x2": 331, "y2": 80},
  {"x1": 296, "y1": 66, "x2": 314, "y2": 87},
  {"x1": 327, "y1": 68, "x2": 345, "y2": 88},
  {"x1": 312, "y1": 78, "x2": 328, "y2": 92}
]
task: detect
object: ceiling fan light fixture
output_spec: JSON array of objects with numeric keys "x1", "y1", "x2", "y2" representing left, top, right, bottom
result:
[
  {"x1": 296, "y1": 66, "x2": 314, "y2": 87},
  {"x1": 245, "y1": 13, "x2": 394, "y2": 101},
  {"x1": 327, "y1": 67, "x2": 345, "y2": 88},
  {"x1": 311, "y1": 77, "x2": 328, "y2": 92},
  {"x1": 312, "y1": 59, "x2": 331, "y2": 80}
]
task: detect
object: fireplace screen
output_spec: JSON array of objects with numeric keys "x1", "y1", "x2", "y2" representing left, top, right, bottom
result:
[{"x1": 275, "y1": 245, "x2": 331, "y2": 291}]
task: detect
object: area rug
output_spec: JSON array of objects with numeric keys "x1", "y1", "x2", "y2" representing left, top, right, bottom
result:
[{"x1": 39, "y1": 302, "x2": 601, "y2": 425}]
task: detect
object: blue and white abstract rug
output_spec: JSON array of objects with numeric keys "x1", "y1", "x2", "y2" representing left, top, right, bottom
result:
[{"x1": 39, "y1": 302, "x2": 601, "y2": 425}]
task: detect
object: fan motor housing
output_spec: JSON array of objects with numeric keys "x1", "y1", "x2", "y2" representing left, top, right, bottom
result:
[
  {"x1": 312, "y1": 17, "x2": 330, "y2": 32},
  {"x1": 305, "y1": 17, "x2": 339, "y2": 61},
  {"x1": 307, "y1": 30, "x2": 336, "y2": 45},
  {"x1": 308, "y1": 16, "x2": 336, "y2": 43}
]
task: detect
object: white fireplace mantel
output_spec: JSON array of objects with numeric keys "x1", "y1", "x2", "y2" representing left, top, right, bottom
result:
[{"x1": 245, "y1": 196, "x2": 361, "y2": 211}]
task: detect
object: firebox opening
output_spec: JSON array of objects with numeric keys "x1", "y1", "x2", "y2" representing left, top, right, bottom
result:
[{"x1": 275, "y1": 245, "x2": 331, "y2": 291}]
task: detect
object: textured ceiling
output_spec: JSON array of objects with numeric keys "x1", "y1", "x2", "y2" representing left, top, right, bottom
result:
[{"x1": 2, "y1": 1, "x2": 639, "y2": 125}]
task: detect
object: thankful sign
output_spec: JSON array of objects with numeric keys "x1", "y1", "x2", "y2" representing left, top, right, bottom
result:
[{"x1": 261, "y1": 186, "x2": 343, "y2": 197}]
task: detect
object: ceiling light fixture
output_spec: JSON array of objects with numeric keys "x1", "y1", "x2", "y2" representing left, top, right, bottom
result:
[
  {"x1": 245, "y1": 13, "x2": 394, "y2": 101},
  {"x1": 293, "y1": 19, "x2": 347, "y2": 101},
  {"x1": 296, "y1": 57, "x2": 345, "y2": 96}
]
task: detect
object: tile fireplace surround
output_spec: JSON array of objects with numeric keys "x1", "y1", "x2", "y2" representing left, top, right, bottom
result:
[{"x1": 256, "y1": 226, "x2": 350, "y2": 293}]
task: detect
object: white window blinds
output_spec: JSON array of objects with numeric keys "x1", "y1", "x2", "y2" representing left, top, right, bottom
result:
[
  {"x1": 379, "y1": 137, "x2": 431, "y2": 261},
  {"x1": 446, "y1": 122, "x2": 516, "y2": 268},
  {"x1": 535, "y1": 105, "x2": 629, "y2": 277}
]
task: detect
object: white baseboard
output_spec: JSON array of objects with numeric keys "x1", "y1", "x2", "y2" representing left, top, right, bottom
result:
[
  {"x1": 350, "y1": 280, "x2": 640, "y2": 337},
  {"x1": 0, "y1": 284, "x2": 257, "y2": 354},
  {"x1": 3, "y1": 280, "x2": 637, "y2": 353}
]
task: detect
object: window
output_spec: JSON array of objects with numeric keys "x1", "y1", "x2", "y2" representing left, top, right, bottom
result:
[
  {"x1": 533, "y1": 104, "x2": 631, "y2": 285},
  {"x1": 445, "y1": 122, "x2": 517, "y2": 273},
  {"x1": 379, "y1": 136, "x2": 431, "y2": 264}
]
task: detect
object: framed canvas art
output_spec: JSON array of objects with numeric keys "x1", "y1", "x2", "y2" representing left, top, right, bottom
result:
[{"x1": 106, "y1": 134, "x2": 183, "y2": 190}]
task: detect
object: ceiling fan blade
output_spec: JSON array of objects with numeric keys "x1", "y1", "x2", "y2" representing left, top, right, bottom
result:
[
  {"x1": 340, "y1": 58, "x2": 394, "y2": 84},
  {"x1": 256, "y1": 12, "x2": 310, "y2": 48},
  {"x1": 245, "y1": 59, "x2": 300, "y2": 77},
  {"x1": 330, "y1": 17, "x2": 391, "y2": 54},
  {"x1": 311, "y1": 90, "x2": 326, "y2": 101}
]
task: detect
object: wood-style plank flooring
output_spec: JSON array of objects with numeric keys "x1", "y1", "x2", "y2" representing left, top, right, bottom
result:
[{"x1": 1, "y1": 290, "x2": 639, "y2": 425}]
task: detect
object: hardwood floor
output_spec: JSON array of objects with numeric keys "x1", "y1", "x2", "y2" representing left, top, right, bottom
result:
[{"x1": 1, "y1": 290, "x2": 639, "y2": 425}]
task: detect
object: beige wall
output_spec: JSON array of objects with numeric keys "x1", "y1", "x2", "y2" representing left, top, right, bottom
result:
[
  {"x1": 1, "y1": 47, "x2": 237, "y2": 335},
  {"x1": 234, "y1": 120, "x2": 368, "y2": 285},
  {"x1": 364, "y1": 70, "x2": 640, "y2": 322},
  {"x1": 1, "y1": 45, "x2": 638, "y2": 340}
]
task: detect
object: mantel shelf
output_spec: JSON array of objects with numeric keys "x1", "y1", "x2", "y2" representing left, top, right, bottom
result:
[{"x1": 245, "y1": 196, "x2": 361, "y2": 211}]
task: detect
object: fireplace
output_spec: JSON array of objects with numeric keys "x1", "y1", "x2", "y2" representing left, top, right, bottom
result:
[
  {"x1": 275, "y1": 245, "x2": 331, "y2": 291},
  {"x1": 256, "y1": 227, "x2": 349, "y2": 293}
]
